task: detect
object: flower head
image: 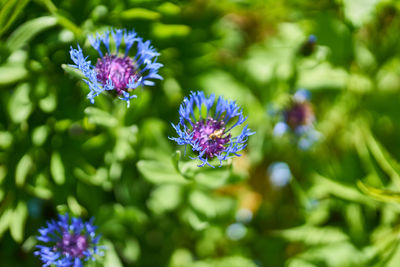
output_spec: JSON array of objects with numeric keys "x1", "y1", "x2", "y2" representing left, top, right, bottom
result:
[
  {"x1": 273, "y1": 89, "x2": 321, "y2": 149},
  {"x1": 170, "y1": 91, "x2": 255, "y2": 167},
  {"x1": 268, "y1": 161, "x2": 292, "y2": 187},
  {"x1": 69, "y1": 29, "x2": 163, "y2": 107},
  {"x1": 34, "y1": 213, "x2": 103, "y2": 267},
  {"x1": 273, "y1": 89, "x2": 315, "y2": 135},
  {"x1": 284, "y1": 90, "x2": 314, "y2": 131}
]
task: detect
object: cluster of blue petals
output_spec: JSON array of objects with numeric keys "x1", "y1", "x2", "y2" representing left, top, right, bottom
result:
[
  {"x1": 34, "y1": 213, "x2": 103, "y2": 267},
  {"x1": 273, "y1": 89, "x2": 321, "y2": 150},
  {"x1": 170, "y1": 91, "x2": 255, "y2": 167},
  {"x1": 69, "y1": 28, "x2": 163, "y2": 107}
]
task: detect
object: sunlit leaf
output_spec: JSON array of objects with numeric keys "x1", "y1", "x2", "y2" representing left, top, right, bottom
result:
[
  {"x1": 85, "y1": 107, "x2": 118, "y2": 127},
  {"x1": 8, "y1": 83, "x2": 32, "y2": 123},
  {"x1": 6, "y1": 16, "x2": 57, "y2": 50},
  {"x1": 119, "y1": 8, "x2": 161, "y2": 20},
  {"x1": 15, "y1": 153, "x2": 33, "y2": 187},
  {"x1": 0, "y1": 0, "x2": 30, "y2": 37},
  {"x1": 0, "y1": 64, "x2": 28, "y2": 86},
  {"x1": 152, "y1": 23, "x2": 191, "y2": 39},
  {"x1": 50, "y1": 152, "x2": 65, "y2": 185},
  {"x1": 358, "y1": 180, "x2": 400, "y2": 203},
  {"x1": 0, "y1": 208, "x2": 12, "y2": 239},
  {"x1": 276, "y1": 225, "x2": 349, "y2": 245},
  {"x1": 148, "y1": 184, "x2": 183, "y2": 215},
  {"x1": 103, "y1": 239, "x2": 123, "y2": 267},
  {"x1": 10, "y1": 201, "x2": 28, "y2": 243},
  {"x1": 137, "y1": 160, "x2": 188, "y2": 184}
]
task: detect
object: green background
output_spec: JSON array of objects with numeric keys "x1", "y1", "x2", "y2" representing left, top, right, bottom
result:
[{"x1": 1, "y1": 0, "x2": 400, "y2": 266}]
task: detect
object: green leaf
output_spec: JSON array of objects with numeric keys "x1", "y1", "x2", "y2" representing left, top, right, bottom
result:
[
  {"x1": 73, "y1": 163, "x2": 107, "y2": 187},
  {"x1": 84, "y1": 107, "x2": 118, "y2": 127},
  {"x1": 297, "y1": 63, "x2": 348, "y2": 90},
  {"x1": 181, "y1": 208, "x2": 208, "y2": 230},
  {"x1": 32, "y1": 125, "x2": 49, "y2": 146},
  {"x1": 193, "y1": 167, "x2": 231, "y2": 188},
  {"x1": 67, "y1": 196, "x2": 87, "y2": 217},
  {"x1": 365, "y1": 130, "x2": 400, "y2": 187},
  {"x1": 157, "y1": 2, "x2": 181, "y2": 16},
  {"x1": 148, "y1": 184, "x2": 183, "y2": 215},
  {"x1": 310, "y1": 174, "x2": 375, "y2": 207},
  {"x1": 287, "y1": 258, "x2": 318, "y2": 267},
  {"x1": 104, "y1": 239, "x2": 123, "y2": 267},
  {"x1": 6, "y1": 16, "x2": 58, "y2": 51},
  {"x1": 82, "y1": 133, "x2": 108, "y2": 150},
  {"x1": 15, "y1": 153, "x2": 33, "y2": 186},
  {"x1": 342, "y1": 0, "x2": 379, "y2": 27},
  {"x1": 61, "y1": 64, "x2": 85, "y2": 79},
  {"x1": 0, "y1": 0, "x2": 30, "y2": 37},
  {"x1": 113, "y1": 204, "x2": 148, "y2": 225},
  {"x1": 171, "y1": 150, "x2": 181, "y2": 173},
  {"x1": 357, "y1": 180, "x2": 400, "y2": 203},
  {"x1": 50, "y1": 152, "x2": 65, "y2": 185},
  {"x1": 189, "y1": 190, "x2": 234, "y2": 220},
  {"x1": 0, "y1": 165, "x2": 7, "y2": 185},
  {"x1": 119, "y1": 8, "x2": 161, "y2": 20},
  {"x1": 7, "y1": 83, "x2": 32, "y2": 123},
  {"x1": 169, "y1": 249, "x2": 193, "y2": 267},
  {"x1": 137, "y1": 160, "x2": 188, "y2": 184},
  {"x1": 10, "y1": 201, "x2": 28, "y2": 243},
  {"x1": 121, "y1": 238, "x2": 140, "y2": 263},
  {"x1": 194, "y1": 256, "x2": 258, "y2": 267},
  {"x1": 276, "y1": 225, "x2": 349, "y2": 245},
  {"x1": 0, "y1": 207, "x2": 12, "y2": 239},
  {"x1": 39, "y1": 90, "x2": 57, "y2": 113},
  {"x1": 26, "y1": 184, "x2": 53, "y2": 199},
  {"x1": 152, "y1": 23, "x2": 191, "y2": 39},
  {"x1": 290, "y1": 241, "x2": 373, "y2": 267},
  {"x1": 0, "y1": 64, "x2": 28, "y2": 86},
  {"x1": 0, "y1": 131, "x2": 13, "y2": 149}
]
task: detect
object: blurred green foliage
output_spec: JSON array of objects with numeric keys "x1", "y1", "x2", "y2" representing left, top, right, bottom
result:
[{"x1": 2, "y1": 0, "x2": 400, "y2": 266}]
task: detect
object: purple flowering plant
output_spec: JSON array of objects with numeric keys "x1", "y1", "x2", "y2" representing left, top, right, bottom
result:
[
  {"x1": 69, "y1": 28, "x2": 163, "y2": 107},
  {"x1": 170, "y1": 91, "x2": 255, "y2": 167},
  {"x1": 34, "y1": 213, "x2": 104, "y2": 267},
  {"x1": 273, "y1": 89, "x2": 321, "y2": 150}
]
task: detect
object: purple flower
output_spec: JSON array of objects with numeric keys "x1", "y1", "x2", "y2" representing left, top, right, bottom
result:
[
  {"x1": 273, "y1": 89, "x2": 321, "y2": 149},
  {"x1": 170, "y1": 91, "x2": 255, "y2": 167},
  {"x1": 34, "y1": 213, "x2": 104, "y2": 267},
  {"x1": 273, "y1": 89, "x2": 315, "y2": 135},
  {"x1": 69, "y1": 29, "x2": 163, "y2": 107}
]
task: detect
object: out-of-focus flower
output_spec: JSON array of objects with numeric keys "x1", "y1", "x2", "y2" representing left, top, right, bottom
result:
[
  {"x1": 170, "y1": 91, "x2": 255, "y2": 167},
  {"x1": 69, "y1": 29, "x2": 163, "y2": 107},
  {"x1": 268, "y1": 161, "x2": 292, "y2": 187},
  {"x1": 226, "y1": 222, "x2": 247, "y2": 240},
  {"x1": 299, "y1": 34, "x2": 317, "y2": 56},
  {"x1": 273, "y1": 89, "x2": 321, "y2": 149},
  {"x1": 34, "y1": 213, "x2": 103, "y2": 267},
  {"x1": 235, "y1": 208, "x2": 253, "y2": 224}
]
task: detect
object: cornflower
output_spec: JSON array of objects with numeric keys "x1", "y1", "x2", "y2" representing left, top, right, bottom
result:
[
  {"x1": 170, "y1": 91, "x2": 254, "y2": 167},
  {"x1": 69, "y1": 29, "x2": 162, "y2": 107},
  {"x1": 34, "y1": 213, "x2": 103, "y2": 267}
]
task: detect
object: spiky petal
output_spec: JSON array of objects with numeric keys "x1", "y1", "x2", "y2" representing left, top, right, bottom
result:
[
  {"x1": 69, "y1": 29, "x2": 163, "y2": 107},
  {"x1": 170, "y1": 91, "x2": 255, "y2": 167},
  {"x1": 34, "y1": 213, "x2": 104, "y2": 267}
]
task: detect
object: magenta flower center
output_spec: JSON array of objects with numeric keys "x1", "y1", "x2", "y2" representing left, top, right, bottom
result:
[
  {"x1": 56, "y1": 232, "x2": 88, "y2": 258},
  {"x1": 285, "y1": 102, "x2": 314, "y2": 129},
  {"x1": 95, "y1": 54, "x2": 138, "y2": 94},
  {"x1": 191, "y1": 118, "x2": 231, "y2": 158}
]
